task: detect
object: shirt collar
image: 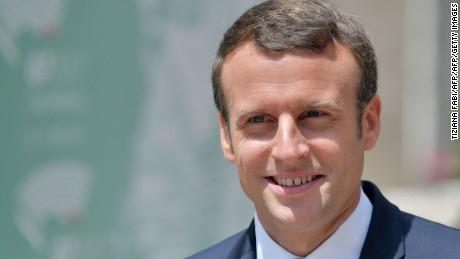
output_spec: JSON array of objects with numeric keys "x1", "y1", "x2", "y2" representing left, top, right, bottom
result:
[{"x1": 255, "y1": 188, "x2": 373, "y2": 259}]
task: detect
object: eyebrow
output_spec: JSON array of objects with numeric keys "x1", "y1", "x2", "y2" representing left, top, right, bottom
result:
[
  {"x1": 235, "y1": 99, "x2": 344, "y2": 120},
  {"x1": 235, "y1": 108, "x2": 269, "y2": 120},
  {"x1": 305, "y1": 99, "x2": 344, "y2": 112}
]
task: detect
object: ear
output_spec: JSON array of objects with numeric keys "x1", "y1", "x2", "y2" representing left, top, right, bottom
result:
[
  {"x1": 362, "y1": 95, "x2": 381, "y2": 151},
  {"x1": 219, "y1": 114, "x2": 235, "y2": 162}
]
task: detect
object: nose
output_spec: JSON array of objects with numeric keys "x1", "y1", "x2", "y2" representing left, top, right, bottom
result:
[{"x1": 271, "y1": 115, "x2": 309, "y2": 163}]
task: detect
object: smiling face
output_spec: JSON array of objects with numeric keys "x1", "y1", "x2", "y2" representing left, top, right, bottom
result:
[{"x1": 219, "y1": 41, "x2": 381, "y2": 251}]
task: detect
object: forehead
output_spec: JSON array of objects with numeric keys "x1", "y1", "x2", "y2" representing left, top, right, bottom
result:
[{"x1": 220, "y1": 41, "x2": 360, "y2": 106}]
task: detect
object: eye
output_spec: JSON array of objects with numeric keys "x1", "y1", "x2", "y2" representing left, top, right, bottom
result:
[
  {"x1": 299, "y1": 110, "x2": 328, "y2": 122},
  {"x1": 248, "y1": 115, "x2": 266, "y2": 123},
  {"x1": 306, "y1": 110, "x2": 323, "y2": 117}
]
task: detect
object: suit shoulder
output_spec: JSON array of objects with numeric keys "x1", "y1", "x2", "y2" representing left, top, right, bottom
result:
[
  {"x1": 186, "y1": 230, "x2": 246, "y2": 259},
  {"x1": 401, "y1": 212, "x2": 460, "y2": 257}
]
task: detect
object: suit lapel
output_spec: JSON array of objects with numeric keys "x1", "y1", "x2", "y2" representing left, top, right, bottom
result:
[
  {"x1": 359, "y1": 181, "x2": 405, "y2": 259},
  {"x1": 227, "y1": 220, "x2": 257, "y2": 259}
]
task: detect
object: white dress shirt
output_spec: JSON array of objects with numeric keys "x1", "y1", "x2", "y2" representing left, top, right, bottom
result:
[{"x1": 255, "y1": 188, "x2": 373, "y2": 259}]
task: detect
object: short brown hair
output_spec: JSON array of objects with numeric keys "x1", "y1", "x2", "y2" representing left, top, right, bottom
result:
[{"x1": 212, "y1": 0, "x2": 377, "y2": 136}]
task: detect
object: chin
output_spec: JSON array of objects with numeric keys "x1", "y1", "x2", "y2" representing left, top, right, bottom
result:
[{"x1": 269, "y1": 205, "x2": 321, "y2": 229}]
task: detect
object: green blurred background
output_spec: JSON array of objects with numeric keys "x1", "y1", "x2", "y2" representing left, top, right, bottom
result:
[{"x1": 0, "y1": 0, "x2": 259, "y2": 258}]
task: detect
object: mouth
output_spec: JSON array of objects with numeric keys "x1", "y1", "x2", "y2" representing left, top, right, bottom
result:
[{"x1": 270, "y1": 175, "x2": 321, "y2": 187}]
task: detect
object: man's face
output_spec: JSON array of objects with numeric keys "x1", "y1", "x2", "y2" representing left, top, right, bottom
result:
[{"x1": 219, "y1": 41, "x2": 380, "y2": 236}]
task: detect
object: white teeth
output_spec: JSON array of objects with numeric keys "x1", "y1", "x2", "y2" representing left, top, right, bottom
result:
[
  {"x1": 273, "y1": 175, "x2": 318, "y2": 187},
  {"x1": 301, "y1": 176, "x2": 307, "y2": 184},
  {"x1": 294, "y1": 178, "x2": 301, "y2": 185}
]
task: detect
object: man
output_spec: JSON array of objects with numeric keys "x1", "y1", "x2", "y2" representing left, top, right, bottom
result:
[{"x1": 188, "y1": 0, "x2": 460, "y2": 258}]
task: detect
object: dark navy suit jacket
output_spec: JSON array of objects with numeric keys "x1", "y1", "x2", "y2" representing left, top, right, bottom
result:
[{"x1": 188, "y1": 181, "x2": 460, "y2": 259}]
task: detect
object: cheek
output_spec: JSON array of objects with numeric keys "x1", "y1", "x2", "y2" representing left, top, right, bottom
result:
[
  {"x1": 310, "y1": 134, "x2": 363, "y2": 175},
  {"x1": 234, "y1": 140, "x2": 272, "y2": 203},
  {"x1": 309, "y1": 137, "x2": 341, "y2": 166},
  {"x1": 235, "y1": 139, "x2": 271, "y2": 170},
  {"x1": 233, "y1": 139, "x2": 272, "y2": 184}
]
